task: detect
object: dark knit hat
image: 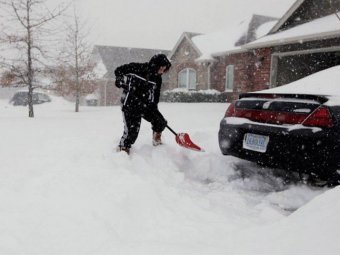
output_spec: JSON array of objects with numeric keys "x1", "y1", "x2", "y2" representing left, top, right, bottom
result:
[{"x1": 148, "y1": 54, "x2": 171, "y2": 73}]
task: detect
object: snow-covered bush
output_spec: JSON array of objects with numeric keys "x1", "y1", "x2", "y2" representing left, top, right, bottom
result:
[{"x1": 161, "y1": 88, "x2": 228, "y2": 102}]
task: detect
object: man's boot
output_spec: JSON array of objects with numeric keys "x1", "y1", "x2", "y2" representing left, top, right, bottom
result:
[
  {"x1": 117, "y1": 146, "x2": 130, "y2": 155},
  {"x1": 152, "y1": 131, "x2": 162, "y2": 146}
]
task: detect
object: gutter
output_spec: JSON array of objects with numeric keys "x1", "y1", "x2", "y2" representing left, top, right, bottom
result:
[
  {"x1": 212, "y1": 47, "x2": 248, "y2": 57},
  {"x1": 243, "y1": 30, "x2": 340, "y2": 50}
]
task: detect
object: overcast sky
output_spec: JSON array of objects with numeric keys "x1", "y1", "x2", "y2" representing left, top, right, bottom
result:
[
  {"x1": 72, "y1": 0, "x2": 296, "y2": 50},
  {"x1": 70, "y1": 0, "x2": 298, "y2": 50},
  {"x1": 2, "y1": 0, "x2": 295, "y2": 51}
]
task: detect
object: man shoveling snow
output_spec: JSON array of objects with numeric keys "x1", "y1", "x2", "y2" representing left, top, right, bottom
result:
[{"x1": 114, "y1": 54, "x2": 172, "y2": 154}]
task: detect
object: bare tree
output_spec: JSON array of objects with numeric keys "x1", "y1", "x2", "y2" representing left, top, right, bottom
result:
[
  {"x1": 50, "y1": 63, "x2": 97, "y2": 100},
  {"x1": 57, "y1": 6, "x2": 97, "y2": 112},
  {"x1": 0, "y1": 0, "x2": 68, "y2": 117}
]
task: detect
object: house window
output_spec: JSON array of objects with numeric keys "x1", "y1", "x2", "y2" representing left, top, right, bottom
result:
[
  {"x1": 225, "y1": 65, "x2": 234, "y2": 91},
  {"x1": 178, "y1": 68, "x2": 196, "y2": 90}
]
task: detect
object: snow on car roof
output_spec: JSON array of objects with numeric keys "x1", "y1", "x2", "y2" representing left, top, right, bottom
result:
[
  {"x1": 255, "y1": 65, "x2": 340, "y2": 105},
  {"x1": 15, "y1": 88, "x2": 48, "y2": 94}
]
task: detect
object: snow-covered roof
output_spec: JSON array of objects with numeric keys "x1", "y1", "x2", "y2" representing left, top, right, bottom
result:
[
  {"x1": 245, "y1": 12, "x2": 340, "y2": 49},
  {"x1": 191, "y1": 15, "x2": 278, "y2": 61},
  {"x1": 255, "y1": 21, "x2": 278, "y2": 39},
  {"x1": 192, "y1": 26, "x2": 245, "y2": 61},
  {"x1": 164, "y1": 88, "x2": 221, "y2": 95},
  {"x1": 92, "y1": 59, "x2": 107, "y2": 78},
  {"x1": 268, "y1": 0, "x2": 304, "y2": 33},
  {"x1": 168, "y1": 32, "x2": 202, "y2": 60},
  {"x1": 92, "y1": 45, "x2": 170, "y2": 79}
]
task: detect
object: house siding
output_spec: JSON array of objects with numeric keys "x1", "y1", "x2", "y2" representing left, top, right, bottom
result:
[
  {"x1": 251, "y1": 48, "x2": 272, "y2": 91},
  {"x1": 211, "y1": 48, "x2": 272, "y2": 101},
  {"x1": 270, "y1": 37, "x2": 340, "y2": 86},
  {"x1": 211, "y1": 35, "x2": 340, "y2": 101}
]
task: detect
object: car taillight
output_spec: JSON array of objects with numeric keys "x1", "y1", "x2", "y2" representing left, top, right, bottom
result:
[
  {"x1": 224, "y1": 102, "x2": 236, "y2": 117},
  {"x1": 302, "y1": 106, "x2": 333, "y2": 128}
]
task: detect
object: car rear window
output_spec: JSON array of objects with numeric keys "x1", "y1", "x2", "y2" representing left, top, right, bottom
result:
[{"x1": 236, "y1": 98, "x2": 320, "y2": 114}]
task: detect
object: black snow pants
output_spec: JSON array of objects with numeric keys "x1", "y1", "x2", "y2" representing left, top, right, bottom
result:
[{"x1": 119, "y1": 107, "x2": 167, "y2": 149}]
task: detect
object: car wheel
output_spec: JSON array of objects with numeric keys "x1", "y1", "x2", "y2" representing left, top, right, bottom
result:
[{"x1": 326, "y1": 170, "x2": 340, "y2": 187}]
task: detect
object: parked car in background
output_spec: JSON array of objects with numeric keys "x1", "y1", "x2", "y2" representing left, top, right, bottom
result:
[
  {"x1": 218, "y1": 66, "x2": 340, "y2": 185},
  {"x1": 85, "y1": 93, "x2": 99, "y2": 106},
  {"x1": 9, "y1": 90, "x2": 51, "y2": 106}
]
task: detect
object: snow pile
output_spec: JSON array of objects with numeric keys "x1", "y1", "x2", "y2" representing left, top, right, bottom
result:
[{"x1": 230, "y1": 186, "x2": 340, "y2": 255}]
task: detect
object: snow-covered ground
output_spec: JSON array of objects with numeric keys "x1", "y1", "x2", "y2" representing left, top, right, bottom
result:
[{"x1": 0, "y1": 94, "x2": 339, "y2": 255}]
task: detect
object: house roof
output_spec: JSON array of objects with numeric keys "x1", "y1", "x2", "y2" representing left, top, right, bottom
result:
[
  {"x1": 268, "y1": 0, "x2": 304, "y2": 33},
  {"x1": 269, "y1": 0, "x2": 340, "y2": 34},
  {"x1": 244, "y1": 11, "x2": 340, "y2": 49},
  {"x1": 168, "y1": 32, "x2": 202, "y2": 60},
  {"x1": 92, "y1": 45, "x2": 170, "y2": 79},
  {"x1": 191, "y1": 14, "x2": 278, "y2": 60}
]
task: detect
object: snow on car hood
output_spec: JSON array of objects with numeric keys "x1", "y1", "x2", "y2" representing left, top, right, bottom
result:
[{"x1": 255, "y1": 65, "x2": 340, "y2": 106}]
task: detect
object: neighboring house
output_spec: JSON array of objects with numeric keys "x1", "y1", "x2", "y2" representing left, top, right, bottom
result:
[
  {"x1": 163, "y1": 32, "x2": 202, "y2": 91},
  {"x1": 242, "y1": 0, "x2": 340, "y2": 92},
  {"x1": 165, "y1": 15, "x2": 278, "y2": 101},
  {"x1": 167, "y1": 0, "x2": 340, "y2": 102},
  {"x1": 92, "y1": 0, "x2": 340, "y2": 105},
  {"x1": 213, "y1": 0, "x2": 340, "y2": 101},
  {"x1": 91, "y1": 45, "x2": 170, "y2": 105}
]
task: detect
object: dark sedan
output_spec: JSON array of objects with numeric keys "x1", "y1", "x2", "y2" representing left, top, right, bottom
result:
[
  {"x1": 10, "y1": 90, "x2": 51, "y2": 106},
  {"x1": 218, "y1": 92, "x2": 340, "y2": 185}
]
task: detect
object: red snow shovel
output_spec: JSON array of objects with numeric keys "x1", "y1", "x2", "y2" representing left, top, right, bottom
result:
[{"x1": 166, "y1": 125, "x2": 204, "y2": 152}]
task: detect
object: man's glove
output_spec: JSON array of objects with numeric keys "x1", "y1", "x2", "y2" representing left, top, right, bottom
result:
[{"x1": 115, "y1": 77, "x2": 127, "y2": 89}]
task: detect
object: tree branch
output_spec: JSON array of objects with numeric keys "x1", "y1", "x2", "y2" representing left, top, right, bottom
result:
[
  {"x1": 11, "y1": 1, "x2": 28, "y2": 29},
  {"x1": 31, "y1": 2, "x2": 70, "y2": 29}
]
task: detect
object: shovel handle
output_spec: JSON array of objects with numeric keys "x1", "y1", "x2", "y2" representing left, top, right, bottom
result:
[{"x1": 166, "y1": 125, "x2": 178, "y2": 136}]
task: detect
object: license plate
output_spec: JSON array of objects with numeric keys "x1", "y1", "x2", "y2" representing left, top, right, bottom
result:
[{"x1": 243, "y1": 133, "x2": 269, "y2": 153}]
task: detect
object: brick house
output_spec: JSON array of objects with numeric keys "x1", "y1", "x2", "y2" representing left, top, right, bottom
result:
[
  {"x1": 241, "y1": 0, "x2": 340, "y2": 95},
  {"x1": 91, "y1": 45, "x2": 170, "y2": 105},
  {"x1": 165, "y1": 15, "x2": 278, "y2": 101},
  {"x1": 166, "y1": 0, "x2": 340, "y2": 102},
  {"x1": 162, "y1": 32, "x2": 202, "y2": 92}
]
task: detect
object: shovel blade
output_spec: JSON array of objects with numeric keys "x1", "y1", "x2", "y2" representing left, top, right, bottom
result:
[{"x1": 175, "y1": 133, "x2": 204, "y2": 152}]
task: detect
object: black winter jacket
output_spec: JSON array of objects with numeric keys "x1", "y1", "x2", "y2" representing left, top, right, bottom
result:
[{"x1": 114, "y1": 54, "x2": 171, "y2": 112}]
